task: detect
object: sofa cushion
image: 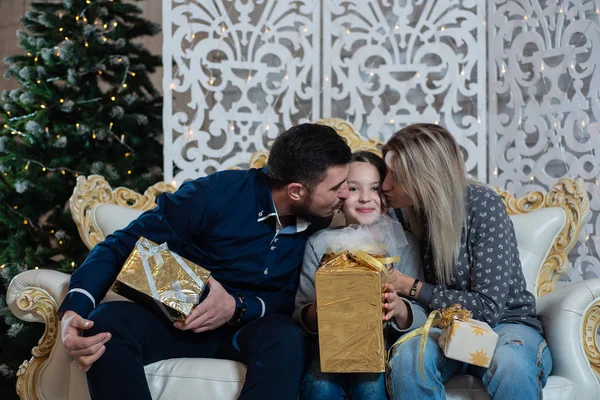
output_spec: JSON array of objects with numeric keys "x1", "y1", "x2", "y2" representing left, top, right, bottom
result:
[
  {"x1": 445, "y1": 374, "x2": 574, "y2": 400},
  {"x1": 145, "y1": 358, "x2": 246, "y2": 400},
  {"x1": 509, "y1": 207, "x2": 565, "y2": 296}
]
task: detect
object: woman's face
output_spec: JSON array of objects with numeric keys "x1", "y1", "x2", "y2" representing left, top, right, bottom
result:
[
  {"x1": 382, "y1": 153, "x2": 414, "y2": 209},
  {"x1": 341, "y1": 162, "x2": 382, "y2": 225}
]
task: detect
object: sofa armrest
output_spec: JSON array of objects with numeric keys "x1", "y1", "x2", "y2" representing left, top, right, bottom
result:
[
  {"x1": 537, "y1": 278, "x2": 600, "y2": 400},
  {"x1": 7, "y1": 269, "x2": 70, "y2": 323},
  {"x1": 6, "y1": 270, "x2": 70, "y2": 399}
]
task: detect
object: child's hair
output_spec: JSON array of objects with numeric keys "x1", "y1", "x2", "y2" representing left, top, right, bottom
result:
[{"x1": 350, "y1": 151, "x2": 387, "y2": 210}]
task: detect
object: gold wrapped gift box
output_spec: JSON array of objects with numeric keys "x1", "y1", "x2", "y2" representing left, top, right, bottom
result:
[
  {"x1": 112, "y1": 237, "x2": 211, "y2": 322},
  {"x1": 315, "y1": 251, "x2": 386, "y2": 373},
  {"x1": 438, "y1": 318, "x2": 498, "y2": 368}
]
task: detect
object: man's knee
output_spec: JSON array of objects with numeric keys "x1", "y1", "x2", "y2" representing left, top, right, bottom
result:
[
  {"x1": 242, "y1": 314, "x2": 306, "y2": 358},
  {"x1": 85, "y1": 301, "x2": 144, "y2": 337},
  {"x1": 256, "y1": 314, "x2": 304, "y2": 343}
]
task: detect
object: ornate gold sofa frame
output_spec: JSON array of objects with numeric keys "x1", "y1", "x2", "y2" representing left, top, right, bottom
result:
[{"x1": 7, "y1": 118, "x2": 598, "y2": 400}]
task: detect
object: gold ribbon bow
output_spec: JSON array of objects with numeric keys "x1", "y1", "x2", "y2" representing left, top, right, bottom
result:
[
  {"x1": 387, "y1": 304, "x2": 473, "y2": 390},
  {"x1": 320, "y1": 250, "x2": 400, "y2": 280}
]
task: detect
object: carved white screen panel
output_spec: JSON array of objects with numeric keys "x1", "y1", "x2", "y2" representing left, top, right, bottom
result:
[
  {"x1": 322, "y1": 0, "x2": 488, "y2": 180},
  {"x1": 163, "y1": 0, "x2": 320, "y2": 182},
  {"x1": 488, "y1": 0, "x2": 600, "y2": 283}
]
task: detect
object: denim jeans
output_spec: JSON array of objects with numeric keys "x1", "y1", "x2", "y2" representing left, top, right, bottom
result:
[
  {"x1": 300, "y1": 346, "x2": 388, "y2": 400},
  {"x1": 386, "y1": 323, "x2": 553, "y2": 400}
]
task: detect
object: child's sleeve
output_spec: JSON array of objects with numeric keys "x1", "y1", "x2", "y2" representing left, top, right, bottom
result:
[
  {"x1": 293, "y1": 234, "x2": 321, "y2": 333},
  {"x1": 388, "y1": 231, "x2": 428, "y2": 333}
]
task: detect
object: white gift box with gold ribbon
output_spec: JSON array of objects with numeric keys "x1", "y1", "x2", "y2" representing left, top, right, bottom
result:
[{"x1": 438, "y1": 318, "x2": 499, "y2": 368}]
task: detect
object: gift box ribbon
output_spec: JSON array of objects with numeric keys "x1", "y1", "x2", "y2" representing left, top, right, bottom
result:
[
  {"x1": 320, "y1": 250, "x2": 399, "y2": 280},
  {"x1": 387, "y1": 304, "x2": 473, "y2": 390},
  {"x1": 137, "y1": 238, "x2": 206, "y2": 306}
]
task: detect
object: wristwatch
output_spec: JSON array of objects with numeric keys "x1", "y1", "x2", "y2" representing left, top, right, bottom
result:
[
  {"x1": 409, "y1": 279, "x2": 420, "y2": 298},
  {"x1": 228, "y1": 294, "x2": 246, "y2": 326}
]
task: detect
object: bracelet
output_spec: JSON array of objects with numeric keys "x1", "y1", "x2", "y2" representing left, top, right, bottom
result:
[
  {"x1": 228, "y1": 294, "x2": 246, "y2": 326},
  {"x1": 409, "y1": 279, "x2": 420, "y2": 298}
]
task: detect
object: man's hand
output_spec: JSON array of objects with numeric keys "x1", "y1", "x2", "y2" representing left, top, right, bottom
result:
[
  {"x1": 173, "y1": 277, "x2": 236, "y2": 333},
  {"x1": 61, "y1": 310, "x2": 111, "y2": 372}
]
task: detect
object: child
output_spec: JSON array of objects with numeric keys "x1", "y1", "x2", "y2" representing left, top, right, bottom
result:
[{"x1": 293, "y1": 151, "x2": 426, "y2": 400}]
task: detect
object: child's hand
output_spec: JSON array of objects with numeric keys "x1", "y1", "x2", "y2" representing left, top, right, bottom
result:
[
  {"x1": 382, "y1": 283, "x2": 402, "y2": 321},
  {"x1": 382, "y1": 283, "x2": 411, "y2": 328}
]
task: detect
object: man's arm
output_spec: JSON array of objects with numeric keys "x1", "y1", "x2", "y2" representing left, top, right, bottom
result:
[{"x1": 59, "y1": 180, "x2": 212, "y2": 319}]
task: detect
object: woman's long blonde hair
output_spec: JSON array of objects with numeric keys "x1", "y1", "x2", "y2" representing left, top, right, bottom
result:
[{"x1": 383, "y1": 123, "x2": 467, "y2": 285}]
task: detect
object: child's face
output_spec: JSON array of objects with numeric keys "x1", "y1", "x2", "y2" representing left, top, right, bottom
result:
[{"x1": 342, "y1": 161, "x2": 382, "y2": 225}]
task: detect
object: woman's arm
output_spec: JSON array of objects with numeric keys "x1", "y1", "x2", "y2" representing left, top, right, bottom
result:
[{"x1": 419, "y1": 193, "x2": 514, "y2": 326}]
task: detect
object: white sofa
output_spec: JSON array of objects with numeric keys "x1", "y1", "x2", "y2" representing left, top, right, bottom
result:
[{"x1": 7, "y1": 118, "x2": 600, "y2": 400}]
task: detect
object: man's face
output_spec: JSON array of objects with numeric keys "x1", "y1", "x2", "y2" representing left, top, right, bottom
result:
[{"x1": 294, "y1": 165, "x2": 350, "y2": 219}]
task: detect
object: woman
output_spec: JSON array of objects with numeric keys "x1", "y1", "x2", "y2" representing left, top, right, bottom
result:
[
  {"x1": 293, "y1": 151, "x2": 426, "y2": 400},
  {"x1": 382, "y1": 124, "x2": 552, "y2": 399}
]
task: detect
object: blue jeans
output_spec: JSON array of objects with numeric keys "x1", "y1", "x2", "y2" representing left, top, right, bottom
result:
[
  {"x1": 300, "y1": 346, "x2": 388, "y2": 400},
  {"x1": 386, "y1": 323, "x2": 553, "y2": 400}
]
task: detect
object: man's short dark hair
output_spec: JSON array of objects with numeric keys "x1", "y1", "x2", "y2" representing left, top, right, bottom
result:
[{"x1": 267, "y1": 123, "x2": 352, "y2": 189}]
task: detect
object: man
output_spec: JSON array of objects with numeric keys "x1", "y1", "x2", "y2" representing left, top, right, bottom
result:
[{"x1": 59, "y1": 123, "x2": 352, "y2": 400}]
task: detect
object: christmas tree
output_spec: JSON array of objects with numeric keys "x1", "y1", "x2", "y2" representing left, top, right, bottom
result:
[{"x1": 0, "y1": 0, "x2": 163, "y2": 393}]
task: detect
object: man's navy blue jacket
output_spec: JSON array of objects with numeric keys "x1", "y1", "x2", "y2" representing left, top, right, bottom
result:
[{"x1": 59, "y1": 168, "x2": 328, "y2": 323}]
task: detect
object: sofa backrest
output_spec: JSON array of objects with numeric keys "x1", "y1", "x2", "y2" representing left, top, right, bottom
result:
[
  {"x1": 510, "y1": 208, "x2": 565, "y2": 295},
  {"x1": 69, "y1": 118, "x2": 590, "y2": 298}
]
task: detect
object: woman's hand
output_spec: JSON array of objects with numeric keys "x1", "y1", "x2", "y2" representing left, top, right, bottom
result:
[{"x1": 387, "y1": 269, "x2": 414, "y2": 297}]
